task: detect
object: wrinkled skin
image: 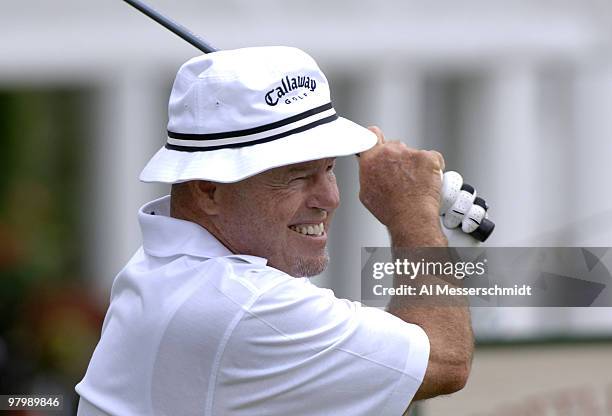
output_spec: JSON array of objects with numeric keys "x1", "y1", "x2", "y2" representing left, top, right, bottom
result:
[{"x1": 172, "y1": 158, "x2": 339, "y2": 277}]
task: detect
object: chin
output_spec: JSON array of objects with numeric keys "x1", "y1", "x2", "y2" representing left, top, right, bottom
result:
[{"x1": 290, "y1": 253, "x2": 329, "y2": 277}]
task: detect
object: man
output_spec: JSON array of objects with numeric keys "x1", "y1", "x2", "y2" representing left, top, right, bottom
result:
[{"x1": 76, "y1": 46, "x2": 473, "y2": 415}]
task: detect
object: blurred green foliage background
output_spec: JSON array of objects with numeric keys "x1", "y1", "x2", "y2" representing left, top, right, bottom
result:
[{"x1": 0, "y1": 89, "x2": 103, "y2": 413}]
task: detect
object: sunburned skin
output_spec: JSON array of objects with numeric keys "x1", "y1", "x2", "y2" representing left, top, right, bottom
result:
[{"x1": 202, "y1": 157, "x2": 339, "y2": 277}]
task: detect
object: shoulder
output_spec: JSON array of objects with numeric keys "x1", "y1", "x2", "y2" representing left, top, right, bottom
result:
[
  {"x1": 208, "y1": 256, "x2": 292, "y2": 294},
  {"x1": 217, "y1": 276, "x2": 430, "y2": 414}
]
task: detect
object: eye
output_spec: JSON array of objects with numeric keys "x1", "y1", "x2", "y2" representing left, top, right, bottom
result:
[{"x1": 289, "y1": 175, "x2": 308, "y2": 183}]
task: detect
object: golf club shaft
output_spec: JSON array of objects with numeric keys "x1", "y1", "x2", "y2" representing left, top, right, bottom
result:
[{"x1": 123, "y1": 0, "x2": 218, "y2": 53}]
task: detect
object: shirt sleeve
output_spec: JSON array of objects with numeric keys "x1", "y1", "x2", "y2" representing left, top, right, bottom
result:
[{"x1": 214, "y1": 277, "x2": 430, "y2": 416}]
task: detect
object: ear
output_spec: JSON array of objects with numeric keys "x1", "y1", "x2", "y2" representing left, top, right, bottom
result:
[{"x1": 192, "y1": 180, "x2": 221, "y2": 215}]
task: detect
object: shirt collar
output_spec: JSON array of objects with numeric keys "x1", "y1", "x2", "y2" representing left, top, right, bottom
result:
[{"x1": 138, "y1": 195, "x2": 267, "y2": 266}]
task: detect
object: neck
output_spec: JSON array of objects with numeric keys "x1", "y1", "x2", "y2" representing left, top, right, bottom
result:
[{"x1": 171, "y1": 200, "x2": 239, "y2": 255}]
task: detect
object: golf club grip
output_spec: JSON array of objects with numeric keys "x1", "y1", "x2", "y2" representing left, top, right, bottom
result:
[{"x1": 123, "y1": 0, "x2": 218, "y2": 53}]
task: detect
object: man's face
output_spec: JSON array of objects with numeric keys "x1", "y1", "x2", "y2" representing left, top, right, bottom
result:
[{"x1": 212, "y1": 158, "x2": 340, "y2": 277}]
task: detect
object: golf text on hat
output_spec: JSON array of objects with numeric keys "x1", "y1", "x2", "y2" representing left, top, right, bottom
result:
[{"x1": 140, "y1": 46, "x2": 377, "y2": 184}]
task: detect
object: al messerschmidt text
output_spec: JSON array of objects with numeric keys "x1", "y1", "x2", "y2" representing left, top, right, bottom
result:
[{"x1": 373, "y1": 284, "x2": 532, "y2": 297}]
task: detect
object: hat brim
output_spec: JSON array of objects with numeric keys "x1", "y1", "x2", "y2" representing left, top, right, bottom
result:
[{"x1": 139, "y1": 117, "x2": 377, "y2": 184}]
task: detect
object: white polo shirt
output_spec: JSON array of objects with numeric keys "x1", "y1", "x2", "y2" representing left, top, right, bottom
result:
[{"x1": 76, "y1": 196, "x2": 430, "y2": 415}]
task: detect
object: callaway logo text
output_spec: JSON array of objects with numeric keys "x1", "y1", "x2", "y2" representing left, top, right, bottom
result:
[{"x1": 265, "y1": 75, "x2": 317, "y2": 106}]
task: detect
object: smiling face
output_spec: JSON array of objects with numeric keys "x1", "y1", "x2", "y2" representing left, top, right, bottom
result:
[{"x1": 210, "y1": 158, "x2": 340, "y2": 277}]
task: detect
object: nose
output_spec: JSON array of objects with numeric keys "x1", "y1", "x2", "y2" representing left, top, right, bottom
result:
[{"x1": 306, "y1": 171, "x2": 340, "y2": 212}]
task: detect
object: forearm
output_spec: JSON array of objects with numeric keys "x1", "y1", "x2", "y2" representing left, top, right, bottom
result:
[
  {"x1": 356, "y1": 128, "x2": 472, "y2": 397},
  {"x1": 386, "y1": 209, "x2": 474, "y2": 398}
]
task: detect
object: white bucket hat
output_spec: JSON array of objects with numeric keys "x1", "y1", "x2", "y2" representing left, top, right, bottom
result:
[{"x1": 140, "y1": 46, "x2": 377, "y2": 183}]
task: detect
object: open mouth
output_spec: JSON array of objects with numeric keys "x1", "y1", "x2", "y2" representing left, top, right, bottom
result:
[{"x1": 288, "y1": 223, "x2": 325, "y2": 237}]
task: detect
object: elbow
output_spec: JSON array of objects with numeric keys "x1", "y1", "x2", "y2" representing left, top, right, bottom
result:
[
  {"x1": 446, "y1": 339, "x2": 474, "y2": 393},
  {"x1": 442, "y1": 363, "x2": 471, "y2": 394},
  {"x1": 450, "y1": 366, "x2": 470, "y2": 393},
  {"x1": 414, "y1": 328, "x2": 474, "y2": 400},
  {"x1": 413, "y1": 359, "x2": 471, "y2": 401}
]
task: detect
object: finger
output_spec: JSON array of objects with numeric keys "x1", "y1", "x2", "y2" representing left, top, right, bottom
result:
[
  {"x1": 367, "y1": 125, "x2": 385, "y2": 145},
  {"x1": 429, "y1": 150, "x2": 445, "y2": 172},
  {"x1": 357, "y1": 125, "x2": 385, "y2": 158}
]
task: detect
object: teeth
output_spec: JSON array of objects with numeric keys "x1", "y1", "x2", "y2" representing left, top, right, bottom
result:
[{"x1": 290, "y1": 222, "x2": 325, "y2": 236}]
